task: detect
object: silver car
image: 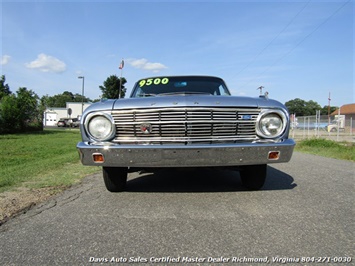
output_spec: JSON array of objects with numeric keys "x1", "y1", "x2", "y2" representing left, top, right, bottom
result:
[{"x1": 77, "y1": 76, "x2": 295, "y2": 192}]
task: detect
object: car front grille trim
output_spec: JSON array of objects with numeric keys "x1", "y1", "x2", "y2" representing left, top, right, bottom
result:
[{"x1": 111, "y1": 107, "x2": 260, "y2": 144}]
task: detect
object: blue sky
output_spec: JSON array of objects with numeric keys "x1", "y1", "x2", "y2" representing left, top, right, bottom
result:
[{"x1": 1, "y1": 0, "x2": 353, "y2": 107}]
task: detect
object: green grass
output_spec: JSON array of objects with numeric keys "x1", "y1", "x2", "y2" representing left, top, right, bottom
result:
[
  {"x1": 295, "y1": 138, "x2": 355, "y2": 161},
  {"x1": 0, "y1": 129, "x2": 100, "y2": 193}
]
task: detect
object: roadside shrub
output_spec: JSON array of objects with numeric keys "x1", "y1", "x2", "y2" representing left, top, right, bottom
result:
[
  {"x1": 0, "y1": 94, "x2": 22, "y2": 133},
  {"x1": 0, "y1": 88, "x2": 43, "y2": 134}
]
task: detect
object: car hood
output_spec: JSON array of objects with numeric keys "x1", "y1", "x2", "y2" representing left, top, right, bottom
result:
[{"x1": 111, "y1": 95, "x2": 285, "y2": 110}]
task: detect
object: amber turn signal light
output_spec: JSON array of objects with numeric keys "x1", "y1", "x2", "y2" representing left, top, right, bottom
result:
[
  {"x1": 268, "y1": 151, "x2": 280, "y2": 160},
  {"x1": 93, "y1": 153, "x2": 104, "y2": 163}
]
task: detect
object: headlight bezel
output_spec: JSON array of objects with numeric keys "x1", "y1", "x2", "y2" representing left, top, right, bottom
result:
[
  {"x1": 84, "y1": 112, "x2": 116, "y2": 142},
  {"x1": 256, "y1": 109, "x2": 288, "y2": 139}
]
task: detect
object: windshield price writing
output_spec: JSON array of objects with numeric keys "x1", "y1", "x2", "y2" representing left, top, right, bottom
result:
[{"x1": 139, "y1": 78, "x2": 169, "y2": 87}]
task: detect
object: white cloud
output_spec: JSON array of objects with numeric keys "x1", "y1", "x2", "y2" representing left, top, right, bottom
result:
[
  {"x1": 127, "y1": 58, "x2": 167, "y2": 73},
  {"x1": 25, "y1": 53, "x2": 66, "y2": 73},
  {"x1": 1, "y1": 55, "x2": 11, "y2": 65}
]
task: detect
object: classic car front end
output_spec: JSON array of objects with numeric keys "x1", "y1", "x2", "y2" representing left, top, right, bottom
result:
[{"x1": 77, "y1": 76, "x2": 295, "y2": 192}]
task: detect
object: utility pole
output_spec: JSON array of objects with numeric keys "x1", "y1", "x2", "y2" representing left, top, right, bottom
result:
[
  {"x1": 328, "y1": 92, "x2": 331, "y2": 124},
  {"x1": 78, "y1": 76, "x2": 85, "y2": 115}
]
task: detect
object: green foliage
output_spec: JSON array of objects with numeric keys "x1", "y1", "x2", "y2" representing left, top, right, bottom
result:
[
  {"x1": 99, "y1": 75, "x2": 127, "y2": 99},
  {"x1": 295, "y1": 138, "x2": 355, "y2": 161},
  {"x1": 320, "y1": 105, "x2": 337, "y2": 115},
  {"x1": 0, "y1": 75, "x2": 12, "y2": 100},
  {"x1": 0, "y1": 87, "x2": 42, "y2": 133},
  {"x1": 0, "y1": 94, "x2": 21, "y2": 131},
  {"x1": 285, "y1": 98, "x2": 337, "y2": 116},
  {"x1": 285, "y1": 98, "x2": 321, "y2": 116},
  {"x1": 41, "y1": 91, "x2": 91, "y2": 108},
  {"x1": 17, "y1": 87, "x2": 41, "y2": 128}
]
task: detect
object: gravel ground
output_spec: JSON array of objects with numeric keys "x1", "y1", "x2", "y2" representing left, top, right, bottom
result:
[{"x1": 0, "y1": 187, "x2": 63, "y2": 225}]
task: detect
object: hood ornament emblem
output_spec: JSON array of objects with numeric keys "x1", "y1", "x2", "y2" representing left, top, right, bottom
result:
[{"x1": 140, "y1": 123, "x2": 152, "y2": 134}]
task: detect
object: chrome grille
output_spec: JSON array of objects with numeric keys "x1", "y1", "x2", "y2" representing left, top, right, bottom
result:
[{"x1": 111, "y1": 108, "x2": 260, "y2": 144}]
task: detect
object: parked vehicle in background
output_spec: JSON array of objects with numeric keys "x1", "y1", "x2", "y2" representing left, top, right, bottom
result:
[
  {"x1": 77, "y1": 76, "x2": 295, "y2": 192},
  {"x1": 72, "y1": 118, "x2": 80, "y2": 127},
  {"x1": 57, "y1": 118, "x2": 72, "y2": 127},
  {"x1": 327, "y1": 115, "x2": 345, "y2": 132}
]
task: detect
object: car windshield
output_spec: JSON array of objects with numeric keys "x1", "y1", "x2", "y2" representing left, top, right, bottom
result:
[{"x1": 130, "y1": 76, "x2": 231, "y2": 98}]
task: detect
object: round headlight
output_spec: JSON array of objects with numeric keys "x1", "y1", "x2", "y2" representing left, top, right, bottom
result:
[
  {"x1": 256, "y1": 110, "x2": 287, "y2": 138},
  {"x1": 86, "y1": 113, "x2": 115, "y2": 141}
]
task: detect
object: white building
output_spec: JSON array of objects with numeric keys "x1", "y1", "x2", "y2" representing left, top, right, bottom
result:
[{"x1": 43, "y1": 102, "x2": 91, "y2": 126}]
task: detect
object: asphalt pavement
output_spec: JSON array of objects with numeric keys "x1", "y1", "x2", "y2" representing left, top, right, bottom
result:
[{"x1": 0, "y1": 152, "x2": 354, "y2": 265}]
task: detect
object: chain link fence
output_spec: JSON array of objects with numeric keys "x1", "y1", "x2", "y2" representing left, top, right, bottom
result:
[{"x1": 290, "y1": 114, "x2": 354, "y2": 142}]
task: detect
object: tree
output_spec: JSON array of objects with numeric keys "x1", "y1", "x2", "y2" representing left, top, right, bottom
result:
[
  {"x1": 285, "y1": 98, "x2": 322, "y2": 116},
  {"x1": 99, "y1": 75, "x2": 127, "y2": 99},
  {"x1": 0, "y1": 87, "x2": 42, "y2": 133},
  {"x1": 320, "y1": 105, "x2": 337, "y2": 115},
  {"x1": 0, "y1": 75, "x2": 12, "y2": 100},
  {"x1": 41, "y1": 91, "x2": 91, "y2": 108},
  {"x1": 304, "y1": 100, "x2": 322, "y2": 116},
  {"x1": 0, "y1": 94, "x2": 21, "y2": 133},
  {"x1": 285, "y1": 98, "x2": 307, "y2": 116},
  {"x1": 16, "y1": 87, "x2": 41, "y2": 130}
]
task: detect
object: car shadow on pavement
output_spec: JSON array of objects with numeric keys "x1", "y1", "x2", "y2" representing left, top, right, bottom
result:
[{"x1": 125, "y1": 166, "x2": 296, "y2": 193}]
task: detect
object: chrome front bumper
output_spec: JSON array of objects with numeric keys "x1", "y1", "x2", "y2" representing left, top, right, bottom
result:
[{"x1": 77, "y1": 139, "x2": 295, "y2": 167}]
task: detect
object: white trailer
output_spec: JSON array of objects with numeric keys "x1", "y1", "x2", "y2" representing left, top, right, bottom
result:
[{"x1": 327, "y1": 115, "x2": 345, "y2": 132}]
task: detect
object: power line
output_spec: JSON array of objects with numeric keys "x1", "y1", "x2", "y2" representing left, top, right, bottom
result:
[
  {"x1": 235, "y1": 0, "x2": 311, "y2": 78},
  {"x1": 238, "y1": 0, "x2": 351, "y2": 90}
]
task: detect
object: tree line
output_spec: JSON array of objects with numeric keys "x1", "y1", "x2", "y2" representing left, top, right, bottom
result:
[
  {"x1": 0, "y1": 73, "x2": 338, "y2": 134},
  {"x1": 0, "y1": 75, "x2": 126, "y2": 134},
  {"x1": 285, "y1": 98, "x2": 337, "y2": 117}
]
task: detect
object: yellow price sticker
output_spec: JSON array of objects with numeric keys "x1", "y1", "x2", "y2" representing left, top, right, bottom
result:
[{"x1": 139, "y1": 78, "x2": 169, "y2": 87}]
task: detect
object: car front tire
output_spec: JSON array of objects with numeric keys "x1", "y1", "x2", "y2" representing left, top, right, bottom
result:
[
  {"x1": 240, "y1": 164, "x2": 267, "y2": 190},
  {"x1": 103, "y1": 167, "x2": 128, "y2": 192}
]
